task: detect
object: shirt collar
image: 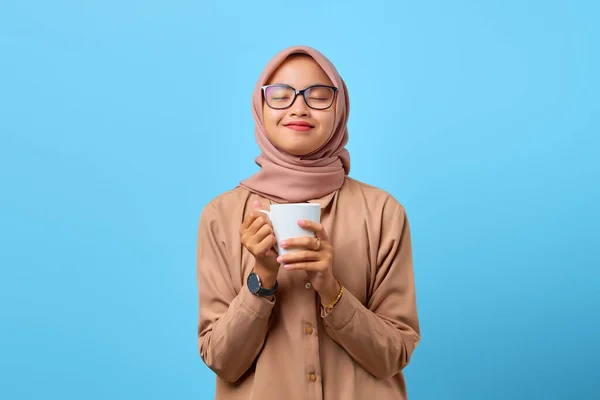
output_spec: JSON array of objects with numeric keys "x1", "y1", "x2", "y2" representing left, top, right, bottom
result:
[
  {"x1": 268, "y1": 190, "x2": 337, "y2": 209},
  {"x1": 307, "y1": 190, "x2": 337, "y2": 209}
]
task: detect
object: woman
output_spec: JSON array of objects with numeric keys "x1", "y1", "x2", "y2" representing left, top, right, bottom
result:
[{"x1": 196, "y1": 45, "x2": 420, "y2": 399}]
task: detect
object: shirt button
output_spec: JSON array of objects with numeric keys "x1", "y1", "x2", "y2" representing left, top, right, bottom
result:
[
  {"x1": 308, "y1": 373, "x2": 317, "y2": 382},
  {"x1": 305, "y1": 327, "x2": 314, "y2": 335},
  {"x1": 304, "y1": 282, "x2": 312, "y2": 289}
]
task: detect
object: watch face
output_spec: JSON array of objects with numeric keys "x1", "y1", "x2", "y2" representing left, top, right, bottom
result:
[{"x1": 247, "y1": 272, "x2": 261, "y2": 294}]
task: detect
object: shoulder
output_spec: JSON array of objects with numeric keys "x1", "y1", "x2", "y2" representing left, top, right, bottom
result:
[
  {"x1": 340, "y1": 176, "x2": 407, "y2": 217},
  {"x1": 199, "y1": 186, "x2": 250, "y2": 225}
]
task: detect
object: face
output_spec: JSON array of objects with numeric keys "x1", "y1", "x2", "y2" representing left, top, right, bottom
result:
[{"x1": 262, "y1": 55, "x2": 336, "y2": 156}]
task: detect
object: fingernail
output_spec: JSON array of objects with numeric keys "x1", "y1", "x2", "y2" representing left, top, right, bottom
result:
[
  {"x1": 280, "y1": 240, "x2": 286, "y2": 247},
  {"x1": 298, "y1": 220, "x2": 305, "y2": 226},
  {"x1": 277, "y1": 256, "x2": 282, "y2": 263},
  {"x1": 283, "y1": 264, "x2": 290, "y2": 269}
]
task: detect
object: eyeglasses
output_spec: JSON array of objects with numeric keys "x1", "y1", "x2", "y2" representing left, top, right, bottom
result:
[{"x1": 262, "y1": 84, "x2": 338, "y2": 110}]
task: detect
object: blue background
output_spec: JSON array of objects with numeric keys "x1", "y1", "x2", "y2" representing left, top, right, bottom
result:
[{"x1": 1, "y1": 0, "x2": 598, "y2": 399}]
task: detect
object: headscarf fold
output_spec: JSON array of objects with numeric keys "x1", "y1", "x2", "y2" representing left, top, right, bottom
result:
[{"x1": 239, "y1": 45, "x2": 351, "y2": 203}]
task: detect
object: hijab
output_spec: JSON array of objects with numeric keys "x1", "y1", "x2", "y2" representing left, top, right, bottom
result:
[{"x1": 238, "y1": 45, "x2": 351, "y2": 203}]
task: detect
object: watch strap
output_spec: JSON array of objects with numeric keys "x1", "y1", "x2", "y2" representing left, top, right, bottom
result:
[{"x1": 257, "y1": 279, "x2": 278, "y2": 296}]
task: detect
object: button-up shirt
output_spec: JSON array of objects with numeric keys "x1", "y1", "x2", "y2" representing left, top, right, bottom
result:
[{"x1": 196, "y1": 177, "x2": 420, "y2": 399}]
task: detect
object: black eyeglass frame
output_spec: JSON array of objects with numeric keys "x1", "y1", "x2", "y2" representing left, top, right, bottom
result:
[{"x1": 261, "y1": 84, "x2": 339, "y2": 110}]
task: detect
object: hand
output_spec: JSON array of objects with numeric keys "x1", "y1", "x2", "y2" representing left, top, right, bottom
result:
[
  {"x1": 240, "y1": 200, "x2": 280, "y2": 287},
  {"x1": 276, "y1": 219, "x2": 340, "y2": 305}
]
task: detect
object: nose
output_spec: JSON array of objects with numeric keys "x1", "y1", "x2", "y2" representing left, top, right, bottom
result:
[{"x1": 289, "y1": 93, "x2": 310, "y2": 117}]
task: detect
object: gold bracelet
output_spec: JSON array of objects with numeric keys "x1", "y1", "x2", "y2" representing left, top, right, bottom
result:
[{"x1": 322, "y1": 280, "x2": 344, "y2": 314}]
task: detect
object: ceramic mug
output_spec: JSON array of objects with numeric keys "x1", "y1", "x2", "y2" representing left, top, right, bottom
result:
[{"x1": 259, "y1": 203, "x2": 320, "y2": 256}]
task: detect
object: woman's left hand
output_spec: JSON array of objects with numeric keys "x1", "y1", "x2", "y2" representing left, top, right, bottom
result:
[{"x1": 276, "y1": 220, "x2": 341, "y2": 305}]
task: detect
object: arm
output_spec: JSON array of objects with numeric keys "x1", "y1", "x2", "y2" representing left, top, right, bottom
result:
[
  {"x1": 321, "y1": 206, "x2": 420, "y2": 380},
  {"x1": 196, "y1": 204, "x2": 275, "y2": 383}
]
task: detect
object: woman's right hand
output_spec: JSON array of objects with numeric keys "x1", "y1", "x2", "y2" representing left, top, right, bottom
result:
[{"x1": 240, "y1": 200, "x2": 281, "y2": 286}]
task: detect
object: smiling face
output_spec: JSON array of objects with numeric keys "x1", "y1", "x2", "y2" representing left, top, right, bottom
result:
[{"x1": 262, "y1": 54, "x2": 337, "y2": 156}]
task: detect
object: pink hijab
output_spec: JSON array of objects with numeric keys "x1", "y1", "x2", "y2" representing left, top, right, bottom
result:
[{"x1": 239, "y1": 45, "x2": 351, "y2": 203}]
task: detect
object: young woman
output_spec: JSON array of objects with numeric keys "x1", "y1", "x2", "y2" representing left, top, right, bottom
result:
[{"x1": 196, "y1": 45, "x2": 420, "y2": 399}]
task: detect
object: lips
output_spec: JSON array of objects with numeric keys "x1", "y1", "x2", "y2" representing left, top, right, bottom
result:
[{"x1": 284, "y1": 121, "x2": 314, "y2": 132}]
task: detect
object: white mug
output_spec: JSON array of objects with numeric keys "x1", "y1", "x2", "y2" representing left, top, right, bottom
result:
[{"x1": 259, "y1": 203, "x2": 321, "y2": 256}]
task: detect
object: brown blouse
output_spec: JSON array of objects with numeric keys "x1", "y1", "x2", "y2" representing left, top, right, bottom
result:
[{"x1": 196, "y1": 177, "x2": 420, "y2": 399}]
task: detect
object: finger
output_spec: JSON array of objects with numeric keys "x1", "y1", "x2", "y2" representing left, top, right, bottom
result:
[
  {"x1": 268, "y1": 243, "x2": 279, "y2": 256},
  {"x1": 280, "y1": 236, "x2": 315, "y2": 250},
  {"x1": 298, "y1": 220, "x2": 328, "y2": 240},
  {"x1": 283, "y1": 261, "x2": 324, "y2": 272},
  {"x1": 277, "y1": 250, "x2": 320, "y2": 264},
  {"x1": 247, "y1": 213, "x2": 270, "y2": 234},
  {"x1": 241, "y1": 212, "x2": 259, "y2": 230},
  {"x1": 241, "y1": 201, "x2": 266, "y2": 230},
  {"x1": 256, "y1": 234, "x2": 277, "y2": 256},
  {"x1": 252, "y1": 201, "x2": 270, "y2": 222},
  {"x1": 254, "y1": 224, "x2": 273, "y2": 243}
]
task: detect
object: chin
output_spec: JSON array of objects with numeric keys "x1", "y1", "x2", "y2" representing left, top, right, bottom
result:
[
  {"x1": 267, "y1": 129, "x2": 329, "y2": 156},
  {"x1": 273, "y1": 137, "x2": 325, "y2": 156},
  {"x1": 280, "y1": 146, "x2": 314, "y2": 156}
]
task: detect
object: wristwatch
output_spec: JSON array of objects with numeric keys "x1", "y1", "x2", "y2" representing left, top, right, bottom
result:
[{"x1": 247, "y1": 271, "x2": 278, "y2": 297}]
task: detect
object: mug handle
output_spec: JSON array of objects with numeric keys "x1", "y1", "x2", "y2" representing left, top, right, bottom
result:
[{"x1": 257, "y1": 210, "x2": 271, "y2": 218}]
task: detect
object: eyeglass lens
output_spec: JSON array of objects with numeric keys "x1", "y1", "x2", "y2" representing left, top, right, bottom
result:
[{"x1": 264, "y1": 85, "x2": 335, "y2": 110}]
